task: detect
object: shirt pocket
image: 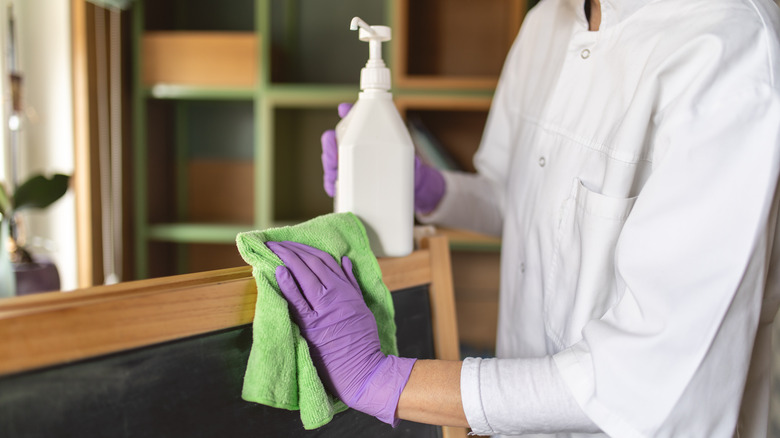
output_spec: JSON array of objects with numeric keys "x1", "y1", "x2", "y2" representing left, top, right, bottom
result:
[{"x1": 544, "y1": 178, "x2": 637, "y2": 349}]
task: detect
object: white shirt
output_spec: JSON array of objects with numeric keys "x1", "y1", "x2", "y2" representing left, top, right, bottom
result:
[{"x1": 420, "y1": 0, "x2": 780, "y2": 436}]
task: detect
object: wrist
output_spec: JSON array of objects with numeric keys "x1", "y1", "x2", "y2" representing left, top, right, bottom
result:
[{"x1": 349, "y1": 355, "x2": 417, "y2": 427}]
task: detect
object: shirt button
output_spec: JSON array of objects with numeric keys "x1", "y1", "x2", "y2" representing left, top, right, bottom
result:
[
  {"x1": 580, "y1": 48, "x2": 591, "y2": 59},
  {"x1": 538, "y1": 156, "x2": 546, "y2": 167},
  {"x1": 520, "y1": 262, "x2": 526, "y2": 273}
]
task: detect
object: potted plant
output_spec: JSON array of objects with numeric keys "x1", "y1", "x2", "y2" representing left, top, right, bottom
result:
[{"x1": 0, "y1": 173, "x2": 70, "y2": 298}]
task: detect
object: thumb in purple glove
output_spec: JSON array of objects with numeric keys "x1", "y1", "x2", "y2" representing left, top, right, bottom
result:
[
  {"x1": 268, "y1": 240, "x2": 416, "y2": 427},
  {"x1": 321, "y1": 103, "x2": 446, "y2": 214},
  {"x1": 321, "y1": 103, "x2": 353, "y2": 197}
]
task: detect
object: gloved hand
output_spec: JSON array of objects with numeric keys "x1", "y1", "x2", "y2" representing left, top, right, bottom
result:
[
  {"x1": 268, "y1": 240, "x2": 416, "y2": 427},
  {"x1": 321, "y1": 103, "x2": 353, "y2": 198},
  {"x1": 321, "y1": 103, "x2": 446, "y2": 215},
  {"x1": 413, "y1": 156, "x2": 446, "y2": 214}
]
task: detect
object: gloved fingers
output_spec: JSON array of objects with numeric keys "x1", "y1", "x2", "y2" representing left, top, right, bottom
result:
[
  {"x1": 275, "y1": 241, "x2": 353, "y2": 293},
  {"x1": 414, "y1": 155, "x2": 426, "y2": 192},
  {"x1": 341, "y1": 256, "x2": 361, "y2": 292},
  {"x1": 414, "y1": 154, "x2": 424, "y2": 175},
  {"x1": 320, "y1": 103, "x2": 353, "y2": 198},
  {"x1": 278, "y1": 241, "x2": 343, "y2": 275},
  {"x1": 321, "y1": 130, "x2": 338, "y2": 164},
  {"x1": 321, "y1": 129, "x2": 338, "y2": 197},
  {"x1": 280, "y1": 242, "x2": 363, "y2": 300},
  {"x1": 413, "y1": 155, "x2": 446, "y2": 215},
  {"x1": 338, "y1": 102, "x2": 353, "y2": 118},
  {"x1": 267, "y1": 241, "x2": 326, "y2": 297},
  {"x1": 274, "y1": 265, "x2": 314, "y2": 322}
]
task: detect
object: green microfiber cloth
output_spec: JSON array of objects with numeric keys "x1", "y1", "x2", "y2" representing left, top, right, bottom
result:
[{"x1": 235, "y1": 212, "x2": 399, "y2": 429}]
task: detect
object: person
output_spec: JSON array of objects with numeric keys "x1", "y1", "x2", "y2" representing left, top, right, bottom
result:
[{"x1": 268, "y1": 0, "x2": 780, "y2": 436}]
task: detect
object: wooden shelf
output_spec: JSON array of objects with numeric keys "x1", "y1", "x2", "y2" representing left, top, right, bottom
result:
[
  {"x1": 396, "y1": 93, "x2": 493, "y2": 107},
  {"x1": 266, "y1": 0, "x2": 386, "y2": 85},
  {"x1": 145, "y1": 85, "x2": 255, "y2": 100},
  {"x1": 438, "y1": 227, "x2": 501, "y2": 252},
  {"x1": 397, "y1": 96, "x2": 492, "y2": 174},
  {"x1": 147, "y1": 223, "x2": 252, "y2": 244},
  {"x1": 133, "y1": 0, "x2": 526, "y2": 279},
  {"x1": 264, "y1": 84, "x2": 357, "y2": 106},
  {"x1": 186, "y1": 159, "x2": 254, "y2": 224},
  {"x1": 393, "y1": 0, "x2": 524, "y2": 90},
  {"x1": 142, "y1": 31, "x2": 258, "y2": 87}
]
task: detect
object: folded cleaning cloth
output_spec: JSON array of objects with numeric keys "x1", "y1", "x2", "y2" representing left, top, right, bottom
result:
[{"x1": 235, "y1": 212, "x2": 400, "y2": 429}]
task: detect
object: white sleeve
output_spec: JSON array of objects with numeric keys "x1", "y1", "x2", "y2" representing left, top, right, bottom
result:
[
  {"x1": 416, "y1": 170, "x2": 503, "y2": 237},
  {"x1": 461, "y1": 356, "x2": 600, "y2": 435}
]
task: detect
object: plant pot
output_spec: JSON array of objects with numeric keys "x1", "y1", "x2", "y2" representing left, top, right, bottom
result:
[
  {"x1": 14, "y1": 257, "x2": 60, "y2": 295},
  {"x1": 0, "y1": 219, "x2": 15, "y2": 298}
]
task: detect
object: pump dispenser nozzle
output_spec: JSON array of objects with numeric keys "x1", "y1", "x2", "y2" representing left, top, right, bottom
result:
[{"x1": 349, "y1": 17, "x2": 391, "y2": 91}]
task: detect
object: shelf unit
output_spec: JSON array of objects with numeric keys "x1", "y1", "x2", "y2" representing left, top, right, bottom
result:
[{"x1": 133, "y1": 0, "x2": 527, "y2": 279}]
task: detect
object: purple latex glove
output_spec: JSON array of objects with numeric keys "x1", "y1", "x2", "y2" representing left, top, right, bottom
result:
[
  {"x1": 268, "y1": 240, "x2": 416, "y2": 427},
  {"x1": 320, "y1": 103, "x2": 446, "y2": 214},
  {"x1": 321, "y1": 103, "x2": 353, "y2": 197},
  {"x1": 413, "y1": 157, "x2": 446, "y2": 214}
]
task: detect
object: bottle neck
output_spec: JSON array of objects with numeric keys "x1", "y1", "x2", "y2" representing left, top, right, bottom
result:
[{"x1": 360, "y1": 65, "x2": 391, "y2": 91}]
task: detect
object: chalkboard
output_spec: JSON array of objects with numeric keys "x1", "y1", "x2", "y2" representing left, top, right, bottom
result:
[{"x1": 0, "y1": 286, "x2": 440, "y2": 438}]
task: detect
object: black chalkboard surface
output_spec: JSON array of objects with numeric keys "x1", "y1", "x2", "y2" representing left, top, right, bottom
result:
[{"x1": 0, "y1": 286, "x2": 440, "y2": 438}]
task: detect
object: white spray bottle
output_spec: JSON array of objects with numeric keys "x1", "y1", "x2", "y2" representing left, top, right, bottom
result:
[{"x1": 334, "y1": 17, "x2": 414, "y2": 257}]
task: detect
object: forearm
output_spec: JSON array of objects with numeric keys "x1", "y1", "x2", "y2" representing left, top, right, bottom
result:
[
  {"x1": 396, "y1": 359, "x2": 469, "y2": 428},
  {"x1": 396, "y1": 357, "x2": 600, "y2": 435}
]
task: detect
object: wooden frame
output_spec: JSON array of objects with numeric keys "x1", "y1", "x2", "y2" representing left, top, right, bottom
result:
[
  {"x1": 71, "y1": 0, "x2": 98, "y2": 287},
  {"x1": 72, "y1": 2, "x2": 135, "y2": 287},
  {"x1": 0, "y1": 235, "x2": 465, "y2": 438}
]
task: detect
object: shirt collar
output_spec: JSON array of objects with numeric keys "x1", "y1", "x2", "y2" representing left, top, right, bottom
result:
[{"x1": 568, "y1": 0, "x2": 652, "y2": 29}]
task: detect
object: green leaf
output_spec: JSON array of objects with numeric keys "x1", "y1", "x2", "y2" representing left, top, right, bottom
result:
[
  {"x1": 13, "y1": 174, "x2": 70, "y2": 211},
  {"x1": 0, "y1": 183, "x2": 10, "y2": 217}
]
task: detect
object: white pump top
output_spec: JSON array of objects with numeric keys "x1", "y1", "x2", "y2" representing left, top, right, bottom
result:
[{"x1": 350, "y1": 17, "x2": 392, "y2": 91}]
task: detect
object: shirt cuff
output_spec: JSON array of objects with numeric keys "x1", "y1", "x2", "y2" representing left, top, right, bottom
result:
[
  {"x1": 460, "y1": 356, "x2": 599, "y2": 435},
  {"x1": 461, "y1": 357, "x2": 492, "y2": 435}
]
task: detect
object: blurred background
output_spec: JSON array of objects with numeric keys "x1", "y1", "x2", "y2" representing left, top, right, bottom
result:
[{"x1": 4, "y1": 0, "x2": 524, "y2": 288}]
